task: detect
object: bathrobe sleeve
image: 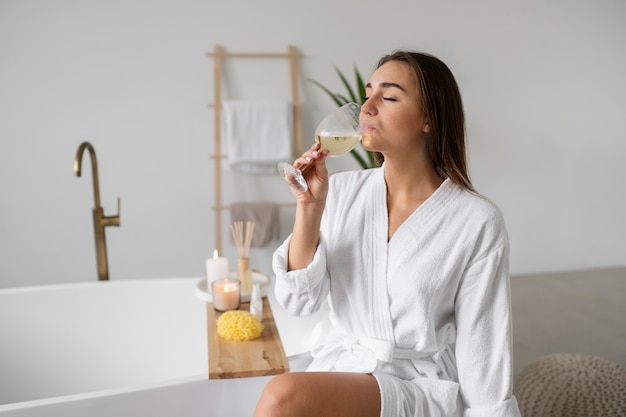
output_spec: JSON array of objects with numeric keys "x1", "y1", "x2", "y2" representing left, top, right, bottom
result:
[
  {"x1": 272, "y1": 233, "x2": 331, "y2": 316},
  {"x1": 454, "y1": 221, "x2": 521, "y2": 417}
]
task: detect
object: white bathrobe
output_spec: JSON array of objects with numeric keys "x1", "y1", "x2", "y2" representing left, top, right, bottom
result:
[{"x1": 273, "y1": 166, "x2": 521, "y2": 417}]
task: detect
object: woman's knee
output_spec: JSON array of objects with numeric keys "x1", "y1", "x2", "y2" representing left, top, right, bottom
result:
[
  {"x1": 255, "y1": 373, "x2": 304, "y2": 417},
  {"x1": 255, "y1": 371, "x2": 381, "y2": 417}
]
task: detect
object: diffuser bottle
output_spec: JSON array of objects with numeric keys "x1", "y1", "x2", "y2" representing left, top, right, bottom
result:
[{"x1": 238, "y1": 258, "x2": 253, "y2": 294}]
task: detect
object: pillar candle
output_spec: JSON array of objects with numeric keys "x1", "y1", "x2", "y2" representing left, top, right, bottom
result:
[{"x1": 206, "y1": 249, "x2": 229, "y2": 284}]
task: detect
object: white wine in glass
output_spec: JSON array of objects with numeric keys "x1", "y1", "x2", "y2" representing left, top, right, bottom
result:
[
  {"x1": 315, "y1": 133, "x2": 361, "y2": 156},
  {"x1": 278, "y1": 102, "x2": 362, "y2": 192}
]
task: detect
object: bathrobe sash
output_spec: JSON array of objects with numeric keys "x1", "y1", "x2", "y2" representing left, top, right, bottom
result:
[{"x1": 308, "y1": 329, "x2": 458, "y2": 381}]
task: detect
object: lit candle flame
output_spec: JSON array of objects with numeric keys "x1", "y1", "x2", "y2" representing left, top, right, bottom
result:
[{"x1": 213, "y1": 249, "x2": 219, "y2": 259}]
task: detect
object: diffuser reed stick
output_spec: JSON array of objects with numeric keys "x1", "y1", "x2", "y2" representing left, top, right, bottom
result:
[{"x1": 230, "y1": 221, "x2": 255, "y2": 293}]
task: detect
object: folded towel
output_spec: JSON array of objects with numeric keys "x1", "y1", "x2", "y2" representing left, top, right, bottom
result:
[
  {"x1": 230, "y1": 202, "x2": 280, "y2": 247},
  {"x1": 222, "y1": 100, "x2": 293, "y2": 174}
]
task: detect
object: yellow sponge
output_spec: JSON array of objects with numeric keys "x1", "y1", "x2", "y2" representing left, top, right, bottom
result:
[{"x1": 216, "y1": 310, "x2": 264, "y2": 341}]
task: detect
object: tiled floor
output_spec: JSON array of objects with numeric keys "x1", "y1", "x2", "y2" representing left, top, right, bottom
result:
[{"x1": 510, "y1": 266, "x2": 626, "y2": 377}]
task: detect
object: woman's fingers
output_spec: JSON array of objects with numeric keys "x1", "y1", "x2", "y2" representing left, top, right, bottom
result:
[
  {"x1": 293, "y1": 143, "x2": 323, "y2": 173},
  {"x1": 287, "y1": 144, "x2": 329, "y2": 198}
]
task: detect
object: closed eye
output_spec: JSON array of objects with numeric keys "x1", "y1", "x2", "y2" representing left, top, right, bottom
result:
[{"x1": 363, "y1": 96, "x2": 397, "y2": 102}]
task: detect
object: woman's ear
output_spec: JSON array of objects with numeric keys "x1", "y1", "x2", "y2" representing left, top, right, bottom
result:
[{"x1": 423, "y1": 120, "x2": 430, "y2": 133}]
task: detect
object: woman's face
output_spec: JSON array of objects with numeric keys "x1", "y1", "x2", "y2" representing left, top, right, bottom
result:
[{"x1": 360, "y1": 60, "x2": 429, "y2": 158}]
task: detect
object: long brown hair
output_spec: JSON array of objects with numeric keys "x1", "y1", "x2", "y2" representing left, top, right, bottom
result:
[{"x1": 375, "y1": 51, "x2": 474, "y2": 191}]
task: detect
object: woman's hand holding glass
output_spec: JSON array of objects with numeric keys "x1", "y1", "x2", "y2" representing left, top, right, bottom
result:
[{"x1": 286, "y1": 143, "x2": 330, "y2": 202}]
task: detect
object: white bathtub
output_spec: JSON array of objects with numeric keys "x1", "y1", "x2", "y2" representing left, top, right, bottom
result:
[{"x1": 0, "y1": 278, "x2": 323, "y2": 416}]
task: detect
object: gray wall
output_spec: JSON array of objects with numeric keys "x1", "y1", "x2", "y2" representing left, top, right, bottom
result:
[{"x1": 1, "y1": 0, "x2": 625, "y2": 288}]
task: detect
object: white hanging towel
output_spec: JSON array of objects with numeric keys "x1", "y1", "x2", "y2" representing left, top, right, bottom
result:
[{"x1": 222, "y1": 100, "x2": 293, "y2": 174}]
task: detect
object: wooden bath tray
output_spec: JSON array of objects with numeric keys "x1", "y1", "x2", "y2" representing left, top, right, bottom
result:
[{"x1": 207, "y1": 297, "x2": 289, "y2": 379}]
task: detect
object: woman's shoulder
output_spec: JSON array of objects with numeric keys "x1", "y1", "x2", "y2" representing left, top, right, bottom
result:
[
  {"x1": 442, "y1": 179, "x2": 500, "y2": 213},
  {"x1": 446, "y1": 182, "x2": 508, "y2": 237}
]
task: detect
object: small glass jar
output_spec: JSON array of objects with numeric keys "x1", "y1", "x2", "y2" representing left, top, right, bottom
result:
[{"x1": 211, "y1": 278, "x2": 241, "y2": 311}]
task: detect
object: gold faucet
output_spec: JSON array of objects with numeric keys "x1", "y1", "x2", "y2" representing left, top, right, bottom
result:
[{"x1": 74, "y1": 142, "x2": 121, "y2": 281}]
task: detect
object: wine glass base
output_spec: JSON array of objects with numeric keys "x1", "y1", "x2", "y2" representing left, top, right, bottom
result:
[{"x1": 277, "y1": 162, "x2": 308, "y2": 193}]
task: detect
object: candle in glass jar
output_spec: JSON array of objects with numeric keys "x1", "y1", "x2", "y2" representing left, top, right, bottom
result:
[
  {"x1": 211, "y1": 278, "x2": 241, "y2": 311},
  {"x1": 206, "y1": 249, "x2": 229, "y2": 284}
]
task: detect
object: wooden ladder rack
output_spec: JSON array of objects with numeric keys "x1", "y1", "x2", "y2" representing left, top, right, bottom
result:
[{"x1": 206, "y1": 45, "x2": 302, "y2": 254}]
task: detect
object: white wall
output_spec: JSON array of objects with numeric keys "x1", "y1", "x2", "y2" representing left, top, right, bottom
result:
[{"x1": 1, "y1": 0, "x2": 624, "y2": 288}]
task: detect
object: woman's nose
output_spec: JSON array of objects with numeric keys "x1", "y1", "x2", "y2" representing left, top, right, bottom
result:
[{"x1": 361, "y1": 100, "x2": 374, "y2": 116}]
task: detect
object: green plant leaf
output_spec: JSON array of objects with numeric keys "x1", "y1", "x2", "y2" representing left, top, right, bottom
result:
[
  {"x1": 350, "y1": 148, "x2": 369, "y2": 169},
  {"x1": 355, "y1": 67, "x2": 366, "y2": 104},
  {"x1": 308, "y1": 79, "x2": 345, "y2": 107},
  {"x1": 367, "y1": 148, "x2": 377, "y2": 167},
  {"x1": 335, "y1": 67, "x2": 358, "y2": 103}
]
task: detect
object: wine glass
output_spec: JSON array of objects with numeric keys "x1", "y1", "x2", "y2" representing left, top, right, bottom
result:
[{"x1": 278, "y1": 102, "x2": 362, "y2": 192}]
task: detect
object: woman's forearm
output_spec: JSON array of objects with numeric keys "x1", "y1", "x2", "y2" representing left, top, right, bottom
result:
[{"x1": 287, "y1": 201, "x2": 325, "y2": 271}]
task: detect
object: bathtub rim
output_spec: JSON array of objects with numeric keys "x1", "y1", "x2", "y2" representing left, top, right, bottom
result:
[
  {"x1": 0, "y1": 373, "x2": 208, "y2": 412},
  {"x1": 0, "y1": 276, "x2": 202, "y2": 294}
]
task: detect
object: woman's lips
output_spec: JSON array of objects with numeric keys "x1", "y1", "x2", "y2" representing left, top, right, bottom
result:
[{"x1": 360, "y1": 123, "x2": 376, "y2": 132}]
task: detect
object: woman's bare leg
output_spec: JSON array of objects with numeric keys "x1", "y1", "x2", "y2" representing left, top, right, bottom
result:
[{"x1": 254, "y1": 371, "x2": 381, "y2": 417}]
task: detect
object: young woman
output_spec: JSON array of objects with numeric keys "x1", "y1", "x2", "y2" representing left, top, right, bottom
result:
[{"x1": 254, "y1": 51, "x2": 521, "y2": 417}]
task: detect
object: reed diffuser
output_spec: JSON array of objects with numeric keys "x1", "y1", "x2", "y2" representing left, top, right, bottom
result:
[{"x1": 230, "y1": 221, "x2": 255, "y2": 293}]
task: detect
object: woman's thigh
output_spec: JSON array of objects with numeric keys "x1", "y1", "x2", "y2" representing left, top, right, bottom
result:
[{"x1": 254, "y1": 371, "x2": 381, "y2": 417}]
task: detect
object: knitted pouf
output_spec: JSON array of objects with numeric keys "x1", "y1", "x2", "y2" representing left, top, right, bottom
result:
[{"x1": 513, "y1": 353, "x2": 626, "y2": 417}]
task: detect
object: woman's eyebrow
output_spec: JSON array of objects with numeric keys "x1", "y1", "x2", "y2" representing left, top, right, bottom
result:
[{"x1": 365, "y1": 81, "x2": 407, "y2": 92}]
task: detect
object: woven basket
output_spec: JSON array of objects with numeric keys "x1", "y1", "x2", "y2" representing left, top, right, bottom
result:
[{"x1": 513, "y1": 353, "x2": 626, "y2": 417}]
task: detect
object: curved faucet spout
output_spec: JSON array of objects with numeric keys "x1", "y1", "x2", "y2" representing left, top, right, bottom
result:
[
  {"x1": 74, "y1": 141, "x2": 120, "y2": 281},
  {"x1": 74, "y1": 141, "x2": 101, "y2": 209}
]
